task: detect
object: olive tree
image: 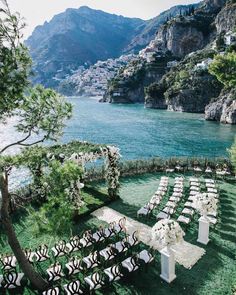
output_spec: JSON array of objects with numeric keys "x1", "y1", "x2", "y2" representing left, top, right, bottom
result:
[{"x1": 0, "y1": 0, "x2": 72, "y2": 291}]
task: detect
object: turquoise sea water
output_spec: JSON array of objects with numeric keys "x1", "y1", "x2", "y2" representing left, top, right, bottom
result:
[{"x1": 62, "y1": 97, "x2": 236, "y2": 159}]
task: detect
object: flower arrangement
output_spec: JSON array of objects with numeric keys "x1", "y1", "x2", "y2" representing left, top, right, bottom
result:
[
  {"x1": 68, "y1": 145, "x2": 121, "y2": 198},
  {"x1": 152, "y1": 219, "x2": 185, "y2": 248},
  {"x1": 102, "y1": 146, "x2": 121, "y2": 197},
  {"x1": 192, "y1": 193, "x2": 217, "y2": 217}
]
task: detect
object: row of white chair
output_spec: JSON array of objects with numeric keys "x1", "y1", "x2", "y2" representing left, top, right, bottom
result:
[{"x1": 137, "y1": 176, "x2": 169, "y2": 217}]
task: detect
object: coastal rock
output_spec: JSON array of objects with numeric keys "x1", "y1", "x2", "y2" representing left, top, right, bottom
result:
[
  {"x1": 205, "y1": 89, "x2": 236, "y2": 124},
  {"x1": 166, "y1": 73, "x2": 222, "y2": 113},
  {"x1": 105, "y1": 58, "x2": 167, "y2": 103},
  {"x1": 145, "y1": 83, "x2": 167, "y2": 109}
]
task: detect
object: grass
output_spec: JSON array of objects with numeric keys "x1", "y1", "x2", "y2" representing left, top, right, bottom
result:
[{"x1": 0, "y1": 172, "x2": 235, "y2": 295}]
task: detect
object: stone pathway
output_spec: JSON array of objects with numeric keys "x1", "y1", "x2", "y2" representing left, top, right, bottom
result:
[{"x1": 92, "y1": 206, "x2": 205, "y2": 269}]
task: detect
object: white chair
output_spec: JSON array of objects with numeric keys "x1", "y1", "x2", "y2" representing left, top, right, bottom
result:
[
  {"x1": 42, "y1": 287, "x2": 60, "y2": 295},
  {"x1": 111, "y1": 241, "x2": 128, "y2": 253},
  {"x1": 24, "y1": 249, "x2": 35, "y2": 263},
  {"x1": 52, "y1": 240, "x2": 68, "y2": 258},
  {"x1": 190, "y1": 181, "x2": 200, "y2": 187},
  {"x1": 137, "y1": 250, "x2": 154, "y2": 264},
  {"x1": 80, "y1": 231, "x2": 94, "y2": 248},
  {"x1": 46, "y1": 263, "x2": 64, "y2": 282},
  {"x1": 1, "y1": 255, "x2": 17, "y2": 270},
  {"x1": 205, "y1": 179, "x2": 215, "y2": 184},
  {"x1": 174, "y1": 187, "x2": 183, "y2": 193},
  {"x1": 66, "y1": 236, "x2": 81, "y2": 253},
  {"x1": 169, "y1": 196, "x2": 180, "y2": 203},
  {"x1": 189, "y1": 177, "x2": 198, "y2": 182},
  {"x1": 174, "y1": 184, "x2": 184, "y2": 189},
  {"x1": 166, "y1": 201, "x2": 176, "y2": 208},
  {"x1": 35, "y1": 245, "x2": 50, "y2": 262},
  {"x1": 137, "y1": 203, "x2": 155, "y2": 217},
  {"x1": 184, "y1": 201, "x2": 194, "y2": 208},
  {"x1": 3, "y1": 272, "x2": 24, "y2": 289},
  {"x1": 100, "y1": 247, "x2": 116, "y2": 261},
  {"x1": 166, "y1": 168, "x2": 174, "y2": 173},
  {"x1": 172, "y1": 192, "x2": 183, "y2": 198},
  {"x1": 103, "y1": 223, "x2": 115, "y2": 238},
  {"x1": 162, "y1": 207, "x2": 175, "y2": 215},
  {"x1": 104, "y1": 265, "x2": 123, "y2": 282},
  {"x1": 175, "y1": 177, "x2": 184, "y2": 181},
  {"x1": 205, "y1": 167, "x2": 213, "y2": 173},
  {"x1": 121, "y1": 256, "x2": 139, "y2": 272},
  {"x1": 84, "y1": 272, "x2": 105, "y2": 291},
  {"x1": 177, "y1": 215, "x2": 191, "y2": 225},
  {"x1": 207, "y1": 188, "x2": 218, "y2": 194},
  {"x1": 190, "y1": 186, "x2": 200, "y2": 192},
  {"x1": 157, "y1": 211, "x2": 169, "y2": 219},
  {"x1": 83, "y1": 251, "x2": 100, "y2": 269},
  {"x1": 125, "y1": 231, "x2": 139, "y2": 247},
  {"x1": 64, "y1": 280, "x2": 83, "y2": 294},
  {"x1": 66, "y1": 257, "x2": 82, "y2": 275},
  {"x1": 194, "y1": 167, "x2": 202, "y2": 172},
  {"x1": 182, "y1": 208, "x2": 194, "y2": 216},
  {"x1": 189, "y1": 190, "x2": 198, "y2": 196},
  {"x1": 205, "y1": 183, "x2": 216, "y2": 189}
]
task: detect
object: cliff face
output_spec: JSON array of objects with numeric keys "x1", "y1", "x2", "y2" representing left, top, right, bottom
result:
[
  {"x1": 215, "y1": 2, "x2": 236, "y2": 33},
  {"x1": 104, "y1": 59, "x2": 167, "y2": 103},
  {"x1": 166, "y1": 74, "x2": 222, "y2": 113},
  {"x1": 205, "y1": 89, "x2": 236, "y2": 124},
  {"x1": 145, "y1": 49, "x2": 223, "y2": 113},
  {"x1": 124, "y1": 4, "x2": 199, "y2": 53},
  {"x1": 157, "y1": 19, "x2": 208, "y2": 58}
]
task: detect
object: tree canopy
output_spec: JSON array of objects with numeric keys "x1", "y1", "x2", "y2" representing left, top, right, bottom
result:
[
  {"x1": 0, "y1": 0, "x2": 72, "y2": 154},
  {"x1": 209, "y1": 51, "x2": 236, "y2": 89},
  {"x1": 0, "y1": 0, "x2": 73, "y2": 290}
]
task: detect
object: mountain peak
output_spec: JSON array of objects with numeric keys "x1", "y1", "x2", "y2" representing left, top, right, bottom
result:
[{"x1": 78, "y1": 5, "x2": 92, "y2": 11}]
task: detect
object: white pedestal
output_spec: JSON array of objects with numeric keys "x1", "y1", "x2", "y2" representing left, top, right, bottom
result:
[
  {"x1": 160, "y1": 246, "x2": 176, "y2": 283},
  {"x1": 197, "y1": 216, "x2": 210, "y2": 245}
]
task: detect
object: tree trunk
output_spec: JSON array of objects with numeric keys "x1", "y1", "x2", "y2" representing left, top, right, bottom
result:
[{"x1": 0, "y1": 172, "x2": 48, "y2": 291}]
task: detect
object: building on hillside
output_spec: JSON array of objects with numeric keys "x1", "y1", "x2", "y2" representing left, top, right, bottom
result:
[
  {"x1": 194, "y1": 58, "x2": 213, "y2": 71},
  {"x1": 224, "y1": 31, "x2": 236, "y2": 46},
  {"x1": 167, "y1": 60, "x2": 179, "y2": 68}
]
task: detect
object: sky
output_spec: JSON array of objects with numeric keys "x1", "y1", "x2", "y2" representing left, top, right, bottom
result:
[{"x1": 7, "y1": 0, "x2": 201, "y2": 39}]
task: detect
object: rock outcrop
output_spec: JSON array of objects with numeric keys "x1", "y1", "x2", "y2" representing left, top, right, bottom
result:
[
  {"x1": 145, "y1": 48, "x2": 223, "y2": 113},
  {"x1": 156, "y1": 19, "x2": 208, "y2": 58},
  {"x1": 215, "y1": 2, "x2": 236, "y2": 34},
  {"x1": 205, "y1": 89, "x2": 236, "y2": 124}
]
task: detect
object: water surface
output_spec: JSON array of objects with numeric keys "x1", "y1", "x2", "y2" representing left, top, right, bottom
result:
[
  {"x1": 0, "y1": 97, "x2": 235, "y2": 159},
  {"x1": 62, "y1": 97, "x2": 236, "y2": 159}
]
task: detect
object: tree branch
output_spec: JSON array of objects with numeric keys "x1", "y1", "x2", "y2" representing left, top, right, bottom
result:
[
  {"x1": 0, "y1": 132, "x2": 48, "y2": 154},
  {"x1": 0, "y1": 131, "x2": 31, "y2": 154}
]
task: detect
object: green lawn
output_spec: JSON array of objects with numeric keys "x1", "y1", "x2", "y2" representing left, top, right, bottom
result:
[{"x1": 0, "y1": 173, "x2": 235, "y2": 295}]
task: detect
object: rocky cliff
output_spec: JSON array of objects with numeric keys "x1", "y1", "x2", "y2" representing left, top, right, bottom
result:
[
  {"x1": 145, "y1": 49, "x2": 223, "y2": 112},
  {"x1": 215, "y1": 2, "x2": 236, "y2": 33},
  {"x1": 124, "y1": 4, "x2": 199, "y2": 53},
  {"x1": 205, "y1": 88, "x2": 236, "y2": 124},
  {"x1": 105, "y1": 0, "x2": 223, "y2": 104},
  {"x1": 103, "y1": 55, "x2": 171, "y2": 103},
  {"x1": 108, "y1": 0, "x2": 236, "y2": 123}
]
